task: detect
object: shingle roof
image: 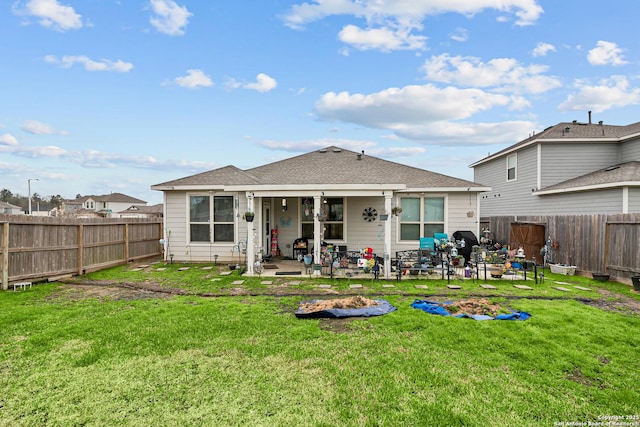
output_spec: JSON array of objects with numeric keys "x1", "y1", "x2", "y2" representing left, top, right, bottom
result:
[
  {"x1": 65, "y1": 192, "x2": 147, "y2": 204},
  {"x1": 537, "y1": 161, "x2": 640, "y2": 193},
  {"x1": 153, "y1": 146, "x2": 484, "y2": 190}
]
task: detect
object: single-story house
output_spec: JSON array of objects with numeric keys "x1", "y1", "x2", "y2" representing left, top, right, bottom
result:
[{"x1": 151, "y1": 146, "x2": 490, "y2": 278}]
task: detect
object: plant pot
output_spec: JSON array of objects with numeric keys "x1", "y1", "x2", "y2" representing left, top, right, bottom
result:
[
  {"x1": 591, "y1": 272, "x2": 610, "y2": 282},
  {"x1": 632, "y1": 275, "x2": 640, "y2": 291},
  {"x1": 490, "y1": 265, "x2": 503, "y2": 278},
  {"x1": 245, "y1": 215, "x2": 254, "y2": 222}
]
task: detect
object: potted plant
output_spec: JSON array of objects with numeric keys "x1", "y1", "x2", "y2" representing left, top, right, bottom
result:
[
  {"x1": 244, "y1": 211, "x2": 255, "y2": 222},
  {"x1": 391, "y1": 206, "x2": 403, "y2": 216},
  {"x1": 379, "y1": 210, "x2": 389, "y2": 221},
  {"x1": 452, "y1": 255, "x2": 465, "y2": 267}
]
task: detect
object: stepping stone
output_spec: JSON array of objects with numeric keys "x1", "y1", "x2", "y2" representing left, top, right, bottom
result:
[
  {"x1": 447, "y1": 285, "x2": 462, "y2": 289},
  {"x1": 514, "y1": 285, "x2": 533, "y2": 290},
  {"x1": 317, "y1": 284, "x2": 332, "y2": 289},
  {"x1": 130, "y1": 268, "x2": 143, "y2": 272},
  {"x1": 201, "y1": 266, "x2": 213, "y2": 270},
  {"x1": 414, "y1": 285, "x2": 429, "y2": 289},
  {"x1": 350, "y1": 284, "x2": 363, "y2": 289},
  {"x1": 210, "y1": 278, "x2": 221, "y2": 282},
  {"x1": 574, "y1": 286, "x2": 592, "y2": 291},
  {"x1": 156, "y1": 268, "x2": 167, "y2": 271},
  {"x1": 553, "y1": 286, "x2": 571, "y2": 291},
  {"x1": 138, "y1": 264, "x2": 150, "y2": 268},
  {"x1": 178, "y1": 267, "x2": 190, "y2": 271},
  {"x1": 288, "y1": 281, "x2": 301, "y2": 286},
  {"x1": 480, "y1": 284, "x2": 497, "y2": 289},
  {"x1": 382, "y1": 284, "x2": 395, "y2": 288},
  {"x1": 554, "y1": 281, "x2": 570, "y2": 285},
  {"x1": 260, "y1": 281, "x2": 273, "y2": 285},
  {"x1": 231, "y1": 280, "x2": 244, "y2": 285},
  {"x1": 220, "y1": 271, "x2": 232, "y2": 276}
]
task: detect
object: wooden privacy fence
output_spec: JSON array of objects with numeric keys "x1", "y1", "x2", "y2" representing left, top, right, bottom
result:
[
  {"x1": 0, "y1": 215, "x2": 163, "y2": 290},
  {"x1": 481, "y1": 213, "x2": 640, "y2": 282}
]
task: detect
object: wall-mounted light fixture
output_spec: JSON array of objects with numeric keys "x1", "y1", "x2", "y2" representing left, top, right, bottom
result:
[{"x1": 282, "y1": 198, "x2": 287, "y2": 212}]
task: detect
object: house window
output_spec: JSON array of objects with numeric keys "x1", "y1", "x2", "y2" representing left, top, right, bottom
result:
[
  {"x1": 399, "y1": 197, "x2": 445, "y2": 241},
  {"x1": 507, "y1": 154, "x2": 517, "y2": 181},
  {"x1": 189, "y1": 195, "x2": 234, "y2": 243},
  {"x1": 301, "y1": 197, "x2": 344, "y2": 240}
]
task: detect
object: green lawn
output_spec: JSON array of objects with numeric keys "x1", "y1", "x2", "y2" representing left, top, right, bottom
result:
[{"x1": 1, "y1": 263, "x2": 639, "y2": 426}]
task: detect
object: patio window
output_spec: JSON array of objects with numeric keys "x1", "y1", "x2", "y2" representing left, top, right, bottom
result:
[
  {"x1": 301, "y1": 197, "x2": 344, "y2": 240},
  {"x1": 189, "y1": 195, "x2": 234, "y2": 243},
  {"x1": 399, "y1": 197, "x2": 445, "y2": 241},
  {"x1": 507, "y1": 154, "x2": 517, "y2": 181}
]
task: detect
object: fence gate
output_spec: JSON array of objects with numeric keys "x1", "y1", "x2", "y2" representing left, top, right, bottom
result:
[{"x1": 509, "y1": 223, "x2": 546, "y2": 261}]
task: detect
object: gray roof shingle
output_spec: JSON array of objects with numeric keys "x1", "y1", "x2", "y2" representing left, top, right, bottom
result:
[
  {"x1": 537, "y1": 161, "x2": 640, "y2": 193},
  {"x1": 153, "y1": 146, "x2": 484, "y2": 190}
]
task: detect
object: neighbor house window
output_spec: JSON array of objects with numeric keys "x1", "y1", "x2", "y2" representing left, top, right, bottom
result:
[
  {"x1": 507, "y1": 154, "x2": 517, "y2": 181},
  {"x1": 399, "y1": 197, "x2": 445, "y2": 241},
  {"x1": 301, "y1": 197, "x2": 344, "y2": 240},
  {"x1": 189, "y1": 195, "x2": 234, "y2": 243}
]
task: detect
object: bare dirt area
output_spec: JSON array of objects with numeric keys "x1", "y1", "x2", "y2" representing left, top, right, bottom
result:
[
  {"x1": 582, "y1": 288, "x2": 640, "y2": 315},
  {"x1": 46, "y1": 283, "x2": 172, "y2": 302}
]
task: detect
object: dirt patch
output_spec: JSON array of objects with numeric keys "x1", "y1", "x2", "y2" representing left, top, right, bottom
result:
[
  {"x1": 446, "y1": 298, "x2": 506, "y2": 317},
  {"x1": 581, "y1": 289, "x2": 640, "y2": 315},
  {"x1": 46, "y1": 283, "x2": 170, "y2": 302},
  {"x1": 298, "y1": 296, "x2": 379, "y2": 313}
]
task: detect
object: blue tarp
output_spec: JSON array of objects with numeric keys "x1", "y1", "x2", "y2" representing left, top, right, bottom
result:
[
  {"x1": 410, "y1": 299, "x2": 531, "y2": 321},
  {"x1": 295, "y1": 299, "x2": 397, "y2": 319}
]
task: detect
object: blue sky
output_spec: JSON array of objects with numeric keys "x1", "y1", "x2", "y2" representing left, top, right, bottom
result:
[{"x1": 2, "y1": 0, "x2": 639, "y2": 205}]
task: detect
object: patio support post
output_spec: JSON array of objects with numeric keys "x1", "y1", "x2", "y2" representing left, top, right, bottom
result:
[
  {"x1": 384, "y1": 193, "x2": 392, "y2": 279},
  {"x1": 246, "y1": 192, "x2": 255, "y2": 275},
  {"x1": 313, "y1": 195, "x2": 322, "y2": 275}
]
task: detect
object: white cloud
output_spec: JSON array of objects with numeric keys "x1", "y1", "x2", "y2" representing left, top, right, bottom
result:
[
  {"x1": 44, "y1": 55, "x2": 133, "y2": 72},
  {"x1": 244, "y1": 73, "x2": 278, "y2": 92},
  {"x1": 282, "y1": 0, "x2": 543, "y2": 30},
  {"x1": 532, "y1": 42, "x2": 555, "y2": 57},
  {"x1": 0, "y1": 134, "x2": 19, "y2": 146},
  {"x1": 0, "y1": 140, "x2": 215, "y2": 171},
  {"x1": 149, "y1": 0, "x2": 192, "y2": 36},
  {"x1": 421, "y1": 54, "x2": 561, "y2": 94},
  {"x1": 170, "y1": 69, "x2": 213, "y2": 89},
  {"x1": 558, "y1": 76, "x2": 640, "y2": 113},
  {"x1": 14, "y1": 0, "x2": 83, "y2": 31},
  {"x1": 22, "y1": 120, "x2": 68, "y2": 135},
  {"x1": 587, "y1": 41, "x2": 627, "y2": 66},
  {"x1": 338, "y1": 24, "x2": 427, "y2": 51},
  {"x1": 314, "y1": 83, "x2": 539, "y2": 145},
  {"x1": 450, "y1": 28, "x2": 468, "y2": 42},
  {"x1": 260, "y1": 138, "x2": 379, "y2": 155}
]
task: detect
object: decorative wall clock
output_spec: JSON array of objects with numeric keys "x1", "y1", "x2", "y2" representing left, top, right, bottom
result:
[{"x1": 362, "y1": 207, "x2": 378, "y2": 222}]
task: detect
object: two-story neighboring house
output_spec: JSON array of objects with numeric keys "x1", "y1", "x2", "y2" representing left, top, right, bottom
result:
[
  {"x1": 471, "y1": 118, "x2": 640, "y2": 216},
  {"x1": 62, "y1": 193, "x2": 148, "y2": 218}
]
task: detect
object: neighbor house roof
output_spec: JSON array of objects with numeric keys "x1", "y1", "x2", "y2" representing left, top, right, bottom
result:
[
  {"x1": 0, "y1": 201, "x2": 22, "y2": 210},
  {"x1": 66, "y1": 192, "x2": 147, "y2": 204},
  {"x1": 535, "y1": 161, "x2": 640, "y2": 195},
  {"x1": 152, "y1": 147, "x2": 488, "y2": 192},
  {"x1": 119, "y1": 204, "x2": 163, "y2": 214},
  {"x1": 470, "y1": 120, "x2": 640, "y2": 168}
]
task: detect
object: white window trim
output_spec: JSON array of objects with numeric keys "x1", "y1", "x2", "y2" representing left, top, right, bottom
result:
[
  {"x1": 187, "y1": 193, "x2": 236, "y2": 245},
  {"x1": 397, "y1": 195, "x2": 447, "y2": 242},
  {"x1": 507, "y1": 153, "x2": 517, "y2": 182}
]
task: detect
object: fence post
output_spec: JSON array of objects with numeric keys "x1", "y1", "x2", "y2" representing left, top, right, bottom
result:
[
  {"x1": 124, "y1": 223, "x2": 130, "y2": 263},
  {"x1": 77, "y1": 224, "x2": 84, "y2": 276},
  {"x1": 1, "y1": 222, "x2": 8, "y2": 290}
]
